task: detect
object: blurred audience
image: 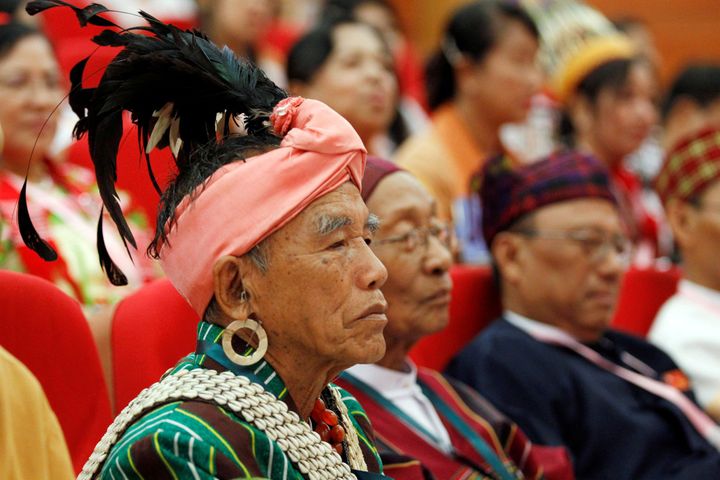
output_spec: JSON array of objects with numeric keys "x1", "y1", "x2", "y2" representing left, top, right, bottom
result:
[
  {"x1": 0, "y1": 20, "x2": 154, "y2": 309},
  {"x1": 287, "y1": 17, "x2": 398, "y2": 156},
  {"x1": 651, "y1": 127, "x2": 720, "y2": 422},
  {"x1": 394, "y1": 0, "x2": 541, "y2": 224},
  {"x1": 195, "y1": 0, "x2": 286, "y2": 85},
  {"x1": 0, "y1": 345, "x2": 74, "y2": 480},
  {"x1": 661, "y1": 64, "x2": 720, "y2": 151},
  {"x1": 447, "y1": 151, "x2": 720, "y2": 479},
  {"x1": 337, "y1": 157, "x2": 571, "y2": 479},
  {"x1": 322, "y1": 0, "x2": 428, "y2": 128},
  {"x1": 532, "y1": 2, "x2": 662, "y2": 259}
]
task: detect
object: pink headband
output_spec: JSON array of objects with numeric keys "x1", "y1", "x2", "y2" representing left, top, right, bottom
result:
[{"x1": 160, "y1": 98, "x2": 367, "y2": 316}]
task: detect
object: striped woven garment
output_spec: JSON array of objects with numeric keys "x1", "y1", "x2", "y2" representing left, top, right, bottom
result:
[{"x1": 100, "y1": 321, "x2": 384, "y2": 479}]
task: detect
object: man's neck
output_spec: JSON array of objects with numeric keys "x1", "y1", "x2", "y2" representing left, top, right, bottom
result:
[
  {"x1": 264, "y1": 349, "x2": 339, "y2": 420},
  {"x1": 376, "y1": 338, "x2": 415, "y2": 372},
  {"x1": 683, "y1": 265, "x2": 720, "y2": 295}
]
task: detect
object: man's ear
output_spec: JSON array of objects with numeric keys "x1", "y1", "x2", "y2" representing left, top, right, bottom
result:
[
  {"x1": 666, "y1": 198, "x2": 697, "y2": 250},
  {"x1": 491, "y1": 233, "x2": 524, "y2": 287},
  {"x1": 212, "y1": 255, "x2": 253, "y2": 322}
]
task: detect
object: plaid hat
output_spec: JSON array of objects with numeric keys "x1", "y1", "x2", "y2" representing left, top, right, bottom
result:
[
  {"x1": 481, "y1": 150, "x2": 616, "y2": 245},
  {"x1": 655, "y1": 127, "x2": 720, "y2": 205},
  {"x1": 362, "y1": 156, "x2": 403, "y2": 202}
]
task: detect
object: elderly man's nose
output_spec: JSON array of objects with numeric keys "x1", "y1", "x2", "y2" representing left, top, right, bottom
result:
[
  {"x1": 362, "y1": 243, "x2": 388, "y2": 289},
  {"x1": 425, "y1": 235, "x2": 452, "y2": 274}
]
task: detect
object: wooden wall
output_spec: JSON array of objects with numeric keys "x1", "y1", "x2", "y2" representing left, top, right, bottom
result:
[{"x1": 390, "y1": 0, "x2": 720, "y2": 87}]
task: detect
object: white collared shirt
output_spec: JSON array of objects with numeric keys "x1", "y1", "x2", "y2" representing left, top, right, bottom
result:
[
  {"x1": 650, "y1": 280, "x2": 720, "y2": 417},
  {"x1": 346, "y1": 362, "x2": 453, "y2": 453},
  {"x1": 503, "y1": 310, "x2": 576, "y2": 340}
]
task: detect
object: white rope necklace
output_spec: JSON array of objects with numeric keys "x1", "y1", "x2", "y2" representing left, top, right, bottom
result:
[{"x1": 78, "y1": 369, "x2": 362, "y2": 479}]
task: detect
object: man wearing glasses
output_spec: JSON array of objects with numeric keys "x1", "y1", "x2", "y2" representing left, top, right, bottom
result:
[
  {"x1": 446, "y1": 151, "x2": 720, "y2": 480},
  {"x1": 651, "y1": 127, "x2": 720, "y2": 423}
]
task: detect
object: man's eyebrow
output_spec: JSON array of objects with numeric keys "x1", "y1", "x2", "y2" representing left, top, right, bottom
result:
[
  {"x1": 317, "y1": 215, "x2": 353, "y2": 236},
  {"x1": 366, "y1": 213, "x2": 380, "y2": 234}
]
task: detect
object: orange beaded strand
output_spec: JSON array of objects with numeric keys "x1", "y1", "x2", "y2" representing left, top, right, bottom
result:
[{"x1": 311, "y1": 397, "x2": 346, "y2": 455}]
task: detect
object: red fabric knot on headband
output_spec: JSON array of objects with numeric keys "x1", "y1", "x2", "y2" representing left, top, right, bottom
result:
[{"x1": 271, "y1": 96, "x2": 305, "y2": 137}]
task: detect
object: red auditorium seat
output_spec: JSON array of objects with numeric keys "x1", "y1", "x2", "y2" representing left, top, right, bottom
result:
[
  {"x1": 611, "y1": 265, "x2": 682, "y2": 337},
  {"x1": 0, "y1": 271, "x2": 112, "y2": 473},
  {"x1": 410, "y1": 265, "x2": 502, "y2": 370},
  {"x1": 111, "y1": 278, "x2": 198, "y2": 411}
]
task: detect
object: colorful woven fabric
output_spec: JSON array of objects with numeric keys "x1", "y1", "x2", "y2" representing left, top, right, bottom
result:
[
  {"x1": 480, "y1": 150, "x2": 616, "y2": 245},
  {"x1": 0, "y1": 159, "x2": 156, "y2": 309},
  {"x1": 100, "y1": 321, "x2": 384, "y2": 479},
  {"x1": 655, "y1": 127, "x2": 720, "y2": 205},
  {"x1": 361, "y1": 157, "x2": 402, "y2": 203}
]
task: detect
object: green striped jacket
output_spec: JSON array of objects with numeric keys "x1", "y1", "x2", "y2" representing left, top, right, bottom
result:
[{"x1": 100, "y1": 321, "x2": 384, "y2": 479}]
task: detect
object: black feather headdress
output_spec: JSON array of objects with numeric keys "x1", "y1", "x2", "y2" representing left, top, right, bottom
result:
[{"x1": 23, "y1": 0, "x2": 287, "y2": 285}]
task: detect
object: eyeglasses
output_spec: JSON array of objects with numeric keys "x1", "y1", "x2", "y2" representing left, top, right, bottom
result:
[
  {"x1": 374, "y1": 222, "x2": 453, "y2": 253},
  {"x1": 513, "y1": 229, "x2": 632, "y2": 265}
]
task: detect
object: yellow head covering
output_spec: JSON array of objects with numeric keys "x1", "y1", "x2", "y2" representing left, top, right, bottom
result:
[{"x1": 518, "y1": 0, "x2": 637, "y2": 103}]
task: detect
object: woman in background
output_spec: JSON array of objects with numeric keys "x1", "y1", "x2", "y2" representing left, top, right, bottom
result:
[
  {"x1": 551, "y1": 31, "x2": 660, "y2": 258},
  {"x1": 394, "y1": 0, "x2": 541, "y2": 223},
  {"x1": 0, "y1": 20, "x2": 154, "y2": 309},
  {"x1": 287, "y1": 17, "x2": 399, "y2": 156}
]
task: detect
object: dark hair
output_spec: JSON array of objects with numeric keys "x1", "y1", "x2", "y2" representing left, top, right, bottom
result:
[
  {"x1": 661, "y1": 64, "x2": 720, "y2": 121},
  {"x1": 425, "y1": 0, "x2": 538, "y2": 111},
  {"x1": 612, "y1": 16, "x2": 645, "y2": 34},
  {"x1": 322, "y1": 0, "x2": 397, "y2": 23},
  {"x1": 0, "y1": 0, "x2": 20, "y2": 15},
  {"x1": 287, "y1": 17, "x2": 388, "y2": 84},
  {"x1": 0, "y1": 21, "x2": 41, "y2": 59},
  {"x1": 559, "y1": 57, "x2": 640, "y2": 146},
  {"x1": 287, "y1": 18, "x2": 410, "y2": 145}
]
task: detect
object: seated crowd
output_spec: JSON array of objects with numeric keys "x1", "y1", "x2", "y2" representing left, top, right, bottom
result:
[{"x1": 3, "y1": 1, "x2": 720, "y2": 480}]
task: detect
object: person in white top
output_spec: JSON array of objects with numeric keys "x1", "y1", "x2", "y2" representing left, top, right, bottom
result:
[{"x1": 650, "y1": 126, "x2": 720, "y2": 421}]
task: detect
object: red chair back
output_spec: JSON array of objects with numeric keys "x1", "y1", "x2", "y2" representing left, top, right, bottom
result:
[
  {"x1": 410, "y1": 265, "x2": 502, "y2": 370},
  {"x1": 111, "y1": 278, "x2": 199, "y2": 411},
  {"x1": 611, "y1": 266, "x2": 681, "y2": 337},
  {"x1": 0, "y1": 271, "x2": 112, "y2": 473}
]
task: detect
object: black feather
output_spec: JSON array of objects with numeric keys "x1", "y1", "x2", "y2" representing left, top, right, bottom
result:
[
  {"x1": 17, "y1": 181, "x2": 58, "y2": 261},
  {"x1": 25, "y1": 0, "x2": 72, "y2": 16},
  {"x1": 26, "y1": 1, "x2": 288, "y2": 283},
  {"x1": 26, "y1": 1, "x2": 120, "y2": 28},
  {"x1": 96, "y1": 208, "x2": 128, "y2": 286}
]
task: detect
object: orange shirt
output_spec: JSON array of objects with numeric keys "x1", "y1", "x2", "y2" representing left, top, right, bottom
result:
[{"x1": 394, "y1": 104, "x2": 487, "y2": 221}]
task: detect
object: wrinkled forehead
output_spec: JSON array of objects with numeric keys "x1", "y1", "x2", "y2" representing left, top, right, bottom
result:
[
  {"x1": 275, "y1": 182, "x2": 371, "y2": 238},
  {"x1": 367, "y1": 172, "x2": 436, "y2": 225}
]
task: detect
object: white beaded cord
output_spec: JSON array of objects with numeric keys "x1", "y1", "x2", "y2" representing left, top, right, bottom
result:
[
  {"x1": 77, "y1": 369, "x2": 357, "y2": 480},
  {"x1": 329, "y1": 385, "x2": 368, "y2": 472}
]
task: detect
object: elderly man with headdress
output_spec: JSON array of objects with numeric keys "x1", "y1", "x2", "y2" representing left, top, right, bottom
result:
[
  {"x1": 650, "y1": 127, "x2": 720, "y2": 422},
  {"x1": 21, "y1": 2, "x2": 392, "y2": 479},
  {"x1": 445, "y1": 151, "x2": 720, "y2": 479},
  {"x1": 335, "y1": 157, "x2": 573, "y2": 480}
]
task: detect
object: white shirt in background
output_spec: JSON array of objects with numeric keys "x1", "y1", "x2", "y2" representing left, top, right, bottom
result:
[{"x1": 649, "y1": 279, "x2": 720, "y2": 420}]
